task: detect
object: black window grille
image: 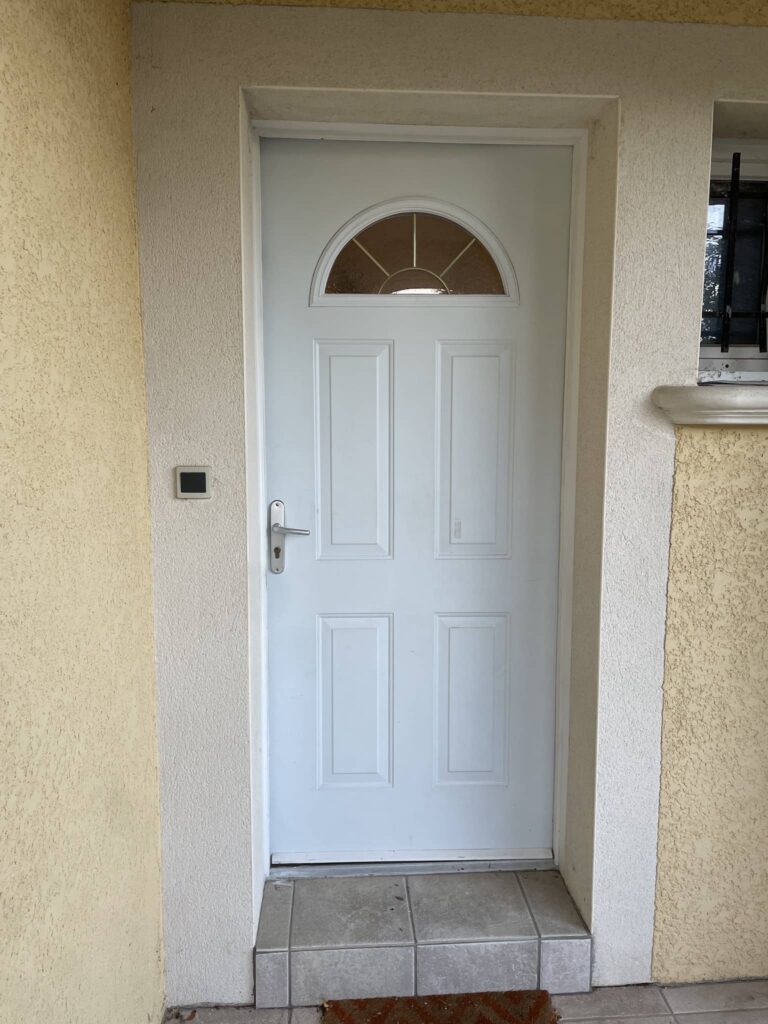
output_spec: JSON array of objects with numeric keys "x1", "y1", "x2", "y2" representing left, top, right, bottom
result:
[{"x1": 701, "y1": 152, "x2": 768, "y2": 354}]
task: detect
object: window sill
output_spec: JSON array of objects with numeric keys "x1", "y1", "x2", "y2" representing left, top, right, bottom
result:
[{"x1": 652, "y1": 384, "x2": 768, "y2": 425}]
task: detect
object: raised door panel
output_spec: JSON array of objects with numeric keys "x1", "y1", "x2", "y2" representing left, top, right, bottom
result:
[
  {"x1": 315, "y1": 340, "x2": 392, "y2": 559},
  {"x1": 435, "y1": 614, "x2": 509, "y2": 785},
  {"x1": 436, "y1": 341, "x2": 515, "y2": 558},
  {"x1": 318, "y1": 614, "x2": 393, "y2": 788}
]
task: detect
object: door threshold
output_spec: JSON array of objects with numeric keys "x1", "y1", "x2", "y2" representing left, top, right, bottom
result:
[
  {"x1": 269, "y1": 856, "x2": 555, "y2": 880},
  {"x1": 272, "y1": 847, "x2": 552, "y2": 865}
]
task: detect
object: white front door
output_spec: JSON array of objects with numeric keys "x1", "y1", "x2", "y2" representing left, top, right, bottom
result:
[{"x1": 261, "y1": 137, "x2": 572, "y2": 863}]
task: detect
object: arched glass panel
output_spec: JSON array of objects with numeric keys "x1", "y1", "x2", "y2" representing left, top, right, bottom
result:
[{"x1": 324, "y1": 212, "x2": 506, "y2": 296}]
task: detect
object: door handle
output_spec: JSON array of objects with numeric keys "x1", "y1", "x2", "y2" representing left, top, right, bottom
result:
[{"x1": 269, "y1": 499, "x2": 310, "y2": 573}]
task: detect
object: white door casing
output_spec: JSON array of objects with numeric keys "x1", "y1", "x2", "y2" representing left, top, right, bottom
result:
[{"x1": 261, "y1": 138, "x2": 573, "y2": 863}]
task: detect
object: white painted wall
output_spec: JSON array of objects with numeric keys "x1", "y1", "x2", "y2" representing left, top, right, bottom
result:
[{"x1": 131, "y1": 2, "x2": 768, "y2": 1003}]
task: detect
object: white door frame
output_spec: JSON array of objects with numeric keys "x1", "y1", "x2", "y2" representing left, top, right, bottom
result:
[{"x1": 243, "y1": 118, "x2": 588, "y2": 873}]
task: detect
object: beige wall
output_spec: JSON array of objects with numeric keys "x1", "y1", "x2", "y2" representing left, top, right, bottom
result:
[
  {"x1": 165, "y1": 0, "x2": 768, "y2": 29},
  {"x1": 654, "y1": 427, "x2": 768, "y2": 983},
  {"x1": 0, "y1": 2, "x2": 164, "y2": 1022}
]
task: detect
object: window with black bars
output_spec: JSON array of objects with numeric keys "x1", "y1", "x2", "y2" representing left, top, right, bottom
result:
[{"x1": 702, "y1": 152, "x2": 768, "y2": 353}]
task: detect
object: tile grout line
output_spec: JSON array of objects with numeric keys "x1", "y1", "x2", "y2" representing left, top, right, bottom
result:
[
  {"x1": 514, "y1": 872, "x2": 542, "y2": 988},
  {"x1": 672, "y1": 1011, "x2": 768, "y2": 1018},
  {"x1": 288, "y1": 937, "x2": 548, "y2": 952},
  {"x1": 403, "y1": 875, "x2": 418, "y2": 995},
  {"x1": 657, "y1": 984, "x2": 675, "y2": 1016},
  {"x1": 287, "y1": 880, "x2": 296, "y2": 1008},
  {"x1": 559, "y1": 1012, "x2": 687, "y2": 1021}
]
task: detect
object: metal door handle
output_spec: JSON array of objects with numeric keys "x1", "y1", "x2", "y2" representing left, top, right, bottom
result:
[{"x1": 269, "y1": 499, "x2": 310, "y2": 573}]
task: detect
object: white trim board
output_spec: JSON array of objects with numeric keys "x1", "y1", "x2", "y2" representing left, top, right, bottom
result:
[
  {"x1": 553, "y1": 129, "x2": 587, "y2": 867},
  {"x1": 253, "y1": 119, "x2": 586, "y2": 147},
  {"x1": 246, "y1": 120, "x2": 587, "y2": 878}
]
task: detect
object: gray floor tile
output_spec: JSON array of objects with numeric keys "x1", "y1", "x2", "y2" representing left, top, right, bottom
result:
[
  {"x1": 518, "y1": 871, "x2": 588, "y2": 938},
  {"x1": 290, "y1": 1009, "x2": 323, "y2": 1024},
  {"x1": 416, "y1": 939, "x2": 538, "y2": 995},
  {"x1": 673, "y1": 1012, "x2": 768, "y2": 1024},
  {"x1": 257, "y1": 881, "x2": 294, "y2": 952},
  {"x1": 540, "y1": 938, "x2": 591, "y2": 994},
  {"x1": 291, "y1": 945, "x2": 415, "y2": 1006},
  {"x1": 291, "y1": 876, "x2": 413, "y2": 950},
  {"x1": 554, "y1": 985, "x2": 669, "y2": 1019},
  {"x1": 255, "y1": 951, "x2": 290, "y2": 1009},
  {"x1": 407, "y1": 872, "x2": 536, "y2": 943},
  {"x1": 663, "y1": 983, "x2": 768, "y2": 1015}
]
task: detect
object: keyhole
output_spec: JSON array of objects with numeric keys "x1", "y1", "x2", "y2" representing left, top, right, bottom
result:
[{"x1": 273, "y1": 546, "x2": 282, "y2": 560}]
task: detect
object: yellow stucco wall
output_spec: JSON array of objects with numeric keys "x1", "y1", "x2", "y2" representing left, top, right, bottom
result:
[
  {"x1": 654, "y1": 427, "x2": 768, "y2": 982},
  {"x1": 164, "y1": 0, "x2": 768, "y2": 29},
  {"x1": 0, "y1": 2, "x2": 164, "y2": 1022}
]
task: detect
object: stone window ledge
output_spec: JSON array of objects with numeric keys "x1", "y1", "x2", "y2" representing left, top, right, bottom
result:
[{"x1": 652, "y1": 385, "x2": 768, "y2": 425}]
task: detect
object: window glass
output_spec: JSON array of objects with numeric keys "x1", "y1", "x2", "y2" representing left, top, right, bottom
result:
[
  {"x1": 702, "y1": 233, "x2": 726, "y2": 316},
  {"x1": 700, "y1": 180, "x2": 768, "y2": 352},
  {"x1": 325, "y1": 212, "x2": 505, "y2": 296}
]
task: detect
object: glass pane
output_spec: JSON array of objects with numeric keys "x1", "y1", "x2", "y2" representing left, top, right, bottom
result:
[
  {"x1": 415, "y1": 214, "x2": 474, "y2": 276},
  {"x1": 701, "y1": 186, "x2": 768, "y2": 351},
  {"x1": 325, "y1": 239, "x2": 386, "y2": 294},
  {"x1": 356, "y1": 214, "x2": 413, "y2": 274},
  {"x1": 731, "y1": 317, "x2": 759, "y2": 345},
  {"x1": 324, "y1": 211, "x2": 507, "y2": 295},
  {"x1": 700, "y1": 316, "x2": 722, "y2": 345},
  {"x1": 707, "y1": 202, "x2": 725, "y2": 232},
  {"x1": 702, "y1": 235, "x2": 726, "y2": 313},
  {"x1": 732, "y1": 232, "x2": 763, "y2": 313},
  {"x1": 379, "y1": 268, "x2": 448, "y2": 295},
  {"x1": 444, "y1": 239, "x2": 504, "y2": 294},
  {"x1": 701, "y1": 317, "x2": 760, "y2": 348},
  {"x1": 738, "y1": 198, "x2": 764, "y2": 229}
]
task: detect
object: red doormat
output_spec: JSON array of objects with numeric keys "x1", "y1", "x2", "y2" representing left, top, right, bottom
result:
[{"x1": 323, "y1": 989, "x2": 558, "y2": 1024}]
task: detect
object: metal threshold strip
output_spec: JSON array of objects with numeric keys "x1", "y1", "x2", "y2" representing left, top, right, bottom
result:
[{"x1": 270, "y1": 857, "x2": 555, "y2": 880}]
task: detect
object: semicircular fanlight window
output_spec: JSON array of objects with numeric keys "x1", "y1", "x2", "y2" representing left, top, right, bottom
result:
[{"x1": 324, "y1": 212, "x2": 506, "y2": 296}]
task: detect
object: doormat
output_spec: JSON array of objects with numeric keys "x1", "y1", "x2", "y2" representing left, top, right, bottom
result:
[{"x1": 323, "y1": 989, "x2": 558, "y2": 1024}]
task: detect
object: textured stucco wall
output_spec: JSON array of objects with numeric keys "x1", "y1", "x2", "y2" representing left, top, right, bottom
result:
[
  {"x1": 654, "y1": 427, "x2": 768, "y2": 983},
  {"x1": 0, "y1": 2, "x2": 164, "y2": 1022},
  {"x1": 161, "y1": 0, "x2": 768, "y2": 29}
]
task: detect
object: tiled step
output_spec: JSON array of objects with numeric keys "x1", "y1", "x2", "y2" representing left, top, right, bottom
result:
[{"x1": 254, "y1": 869, "x2": 592, "y2": 1008}]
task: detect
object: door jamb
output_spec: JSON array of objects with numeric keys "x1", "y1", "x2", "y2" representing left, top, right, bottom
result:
[{"x1": 244, "y1": 117, "x2": 588, "y2": 874}]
